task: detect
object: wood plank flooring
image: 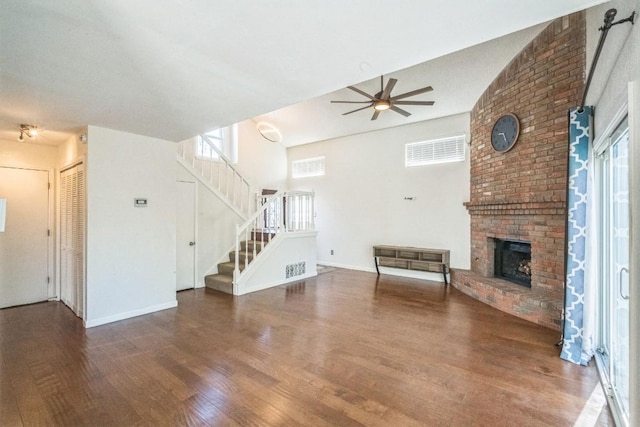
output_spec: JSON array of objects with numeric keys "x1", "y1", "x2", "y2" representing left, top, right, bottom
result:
[{"x1": 0, "y1": 269, "x2": 613, "y2": 426}]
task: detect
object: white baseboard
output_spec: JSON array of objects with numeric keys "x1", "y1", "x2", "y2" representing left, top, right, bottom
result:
[
  {"x1": 317, "y1": 260, "x2": 376, "y2": 272},
  {"x1": 84, "y1": 300, "x2": 178, "y2": 328},
  {"x1": 317, "y1": 261, "x2": 446, "y2": 282}
]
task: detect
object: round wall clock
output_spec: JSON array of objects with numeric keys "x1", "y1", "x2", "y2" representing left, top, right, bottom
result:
[{"x1": 491, "y1": 113, "x2": 520, "y2": 152}]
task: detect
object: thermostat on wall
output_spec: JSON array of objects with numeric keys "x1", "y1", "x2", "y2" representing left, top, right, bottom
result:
[{"x1": 134, "y1": 198, "x2": 148, "y2": 207}]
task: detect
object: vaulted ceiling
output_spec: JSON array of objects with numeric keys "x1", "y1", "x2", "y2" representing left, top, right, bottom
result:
[{"x1": 0, "y1": 1, "x2": 606, "y2": 147}]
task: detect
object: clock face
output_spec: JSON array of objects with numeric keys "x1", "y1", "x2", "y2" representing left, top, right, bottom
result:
[{"x1": 491, "y1": 114, "x2": 520, "y2": 152}]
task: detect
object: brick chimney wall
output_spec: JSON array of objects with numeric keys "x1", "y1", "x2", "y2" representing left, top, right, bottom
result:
[{"x1": 452, "y1": 12, "x2": 585, "y2": 330}]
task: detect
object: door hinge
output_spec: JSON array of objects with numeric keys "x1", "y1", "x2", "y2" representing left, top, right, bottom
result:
[
  {"x1": 48, "y1": 182, "x2": 51, "y2": 190},
  {"x1": 47, "y1": 229, "x2": 50, "y2": 236},
  {"x1": 47, "y1": 276, "x2": 50, "y2": 284}
]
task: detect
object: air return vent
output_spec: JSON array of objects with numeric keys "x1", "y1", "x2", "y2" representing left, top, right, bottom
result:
[{"x1": 286, "y1": 262, "x2": 306, "y2": 278}]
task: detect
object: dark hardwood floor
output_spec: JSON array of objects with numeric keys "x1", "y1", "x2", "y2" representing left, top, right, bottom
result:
[{"x1": 1, "y1": 269, "x2": 613, "y2": 426}]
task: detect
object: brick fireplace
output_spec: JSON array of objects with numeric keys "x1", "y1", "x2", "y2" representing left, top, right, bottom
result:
[{"x1": 451, "y1": 13, "x2": 585, "y2": 331}]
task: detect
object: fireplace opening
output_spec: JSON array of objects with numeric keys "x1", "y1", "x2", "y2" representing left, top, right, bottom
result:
[{"x1": 494, "y1": 239, "x2": 531, "y2": 287}]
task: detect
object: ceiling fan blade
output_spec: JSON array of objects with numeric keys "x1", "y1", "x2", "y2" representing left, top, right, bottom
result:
[
  {"x1": 371, "y1": 110, "x2": 381, "y2": 121},
  {"x1": 390, "y1": 105, "x2": 412, "y2": 117},
  {"x1": 390, "y1": 86, "x2": 433, "y2": 101},
  {"x1": 331, "y1": 100, "x2": 374, "y2": 104},
  {"x1": 347, "y1": 86, "x2": 375, "y2": 100},
  {"x1": 393, "y1": 100, "x2": 435, "y2": 106},
  {"x1": 343, "y1": 103, "x2": 373, "y2": 115},
  {"x1": 380, "y1": 78, "x2": 397, "y2": 100}
]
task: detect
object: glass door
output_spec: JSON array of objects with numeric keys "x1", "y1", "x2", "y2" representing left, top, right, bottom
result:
[{"x1": 596, "y1": 115, "x2": 630, "y2": 425}]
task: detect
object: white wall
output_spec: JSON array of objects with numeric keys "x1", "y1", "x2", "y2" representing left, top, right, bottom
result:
[
  {"x1": 0, "y1": 140, "x2": 58, "y2": 170},
  {"x1": 236, "y1": 119, "x2": 288, "y2": 190},
  {"x1": 585, "y1": 2, "x2": 639, "y2": 425},
  {"x1": 85, "y1": 126, "x2": 177, "y2": 327},
  {"x1": 286, "y1": 113, "x2": 471, "y2": 274},
  {"x1": 58, "y1": 131, "x2": 87, "y2": 168}
]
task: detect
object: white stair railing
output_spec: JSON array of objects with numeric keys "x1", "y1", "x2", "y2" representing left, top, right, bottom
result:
[
  {"x1": 285, "y1": 191, "x2": 316, "y2": 232},
  {"x1": 234, "y1": 190, "x2": 315, "y2": 290},
  {"x1": 178, "y1": 135, "x2": 252, "y2": 218}
]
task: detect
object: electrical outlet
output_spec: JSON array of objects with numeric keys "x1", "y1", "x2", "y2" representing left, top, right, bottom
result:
[{"x1": 330, "y1": 250, "x2": 334, "y2": 255}]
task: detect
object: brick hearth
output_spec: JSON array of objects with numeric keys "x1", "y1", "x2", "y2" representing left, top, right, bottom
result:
[{"x1": 451, "y1": 13, "x2": 585, "y2": 331}]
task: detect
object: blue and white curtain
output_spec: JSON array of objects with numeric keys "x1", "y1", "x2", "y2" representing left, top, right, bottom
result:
[{"x1": 561, "y1": 106, "x2": 594, "y2": 365}]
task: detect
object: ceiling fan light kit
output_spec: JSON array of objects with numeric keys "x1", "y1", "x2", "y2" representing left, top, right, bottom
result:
[
  {"x1": 374, "y1": 100, "x2": 390, "y2": 111},
  {"x1": 331, "y1": 76, "x2": 434, "y2": 120}
]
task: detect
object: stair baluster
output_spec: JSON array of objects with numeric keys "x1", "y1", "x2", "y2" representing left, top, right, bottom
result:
[{"x1": 177, "y1": 135, "x2": 252, "y2": 219}]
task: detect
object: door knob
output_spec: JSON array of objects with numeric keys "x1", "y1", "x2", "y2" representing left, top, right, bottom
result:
[{"x1": 189, "y1": 241, "x2": 196, "y2": 246}]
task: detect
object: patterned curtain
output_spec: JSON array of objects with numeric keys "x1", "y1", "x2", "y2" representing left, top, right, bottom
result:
[{"x1": 561, "y1": 106, "x2": 593, "y2": 365}]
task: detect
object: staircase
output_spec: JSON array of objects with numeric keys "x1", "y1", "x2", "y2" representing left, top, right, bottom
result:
[
  {"x1": 179, "y1": 135, "x2": 317, "y2": 296},
  {"x1": 204, "y1": 232, "x2": 272, "y2": 293}
]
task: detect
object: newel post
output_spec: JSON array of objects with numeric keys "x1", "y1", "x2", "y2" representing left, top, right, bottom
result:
[{"x1": 233, "y1": 223, "x2": 240, "y2": 293}]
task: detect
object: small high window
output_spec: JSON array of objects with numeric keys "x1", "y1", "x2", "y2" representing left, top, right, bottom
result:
[
  {"x1": 405, "y1": 134, "x2": 466, "y2": 167},
  {"x1": 196, "y1": 124, "x2": 238, "y2": 163},
  {"x1": 292, "y1": 156, "x2": 325, "y2": 178}
]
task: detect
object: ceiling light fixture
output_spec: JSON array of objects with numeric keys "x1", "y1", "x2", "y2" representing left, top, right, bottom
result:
[
  {"x1": 373, "y1": 100, "x2": 390, "y2": 111},
  {"x1": 18, "y1": 124, "x2": 38, "y2": 142},
  {"x1": 256, "y1": 122, "x2": 282, "y2": 143}
]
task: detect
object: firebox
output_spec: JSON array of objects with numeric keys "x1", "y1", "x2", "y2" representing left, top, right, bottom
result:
[{"x1": 494, "y1": 239, "x2": 531, "y2": 287}]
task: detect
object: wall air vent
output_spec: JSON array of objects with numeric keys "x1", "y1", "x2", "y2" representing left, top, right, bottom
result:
[{"x1": 285, "y1": 262, "x2": 306, "y2": 278}]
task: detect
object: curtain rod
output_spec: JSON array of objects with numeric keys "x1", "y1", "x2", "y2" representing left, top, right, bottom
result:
[{"x1": 578, "y1": 8, "x2": 635, "y2": 112}]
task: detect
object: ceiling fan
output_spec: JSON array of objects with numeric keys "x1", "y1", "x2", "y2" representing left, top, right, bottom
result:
[{"x1": 331, "y1": 76, "x2": 434, "y2": 121}]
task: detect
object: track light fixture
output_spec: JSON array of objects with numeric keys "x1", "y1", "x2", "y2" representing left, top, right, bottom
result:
[{"x1": 18, "y1": 124, "x2": 38, "y2": 142}]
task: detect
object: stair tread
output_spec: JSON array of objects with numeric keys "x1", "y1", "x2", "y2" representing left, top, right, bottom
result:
[
  {"x1": 217, "y1": 261, "x2": 242, "y2": 273},
  {"x1": 205, "y1": 273, "x2": 233, "y2": 282},
  {"x1": 204, "y1": 273, "x2": 233, "y2": 295}
]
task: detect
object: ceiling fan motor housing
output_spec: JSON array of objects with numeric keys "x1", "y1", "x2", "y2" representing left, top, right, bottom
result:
[{"x1": 331, "y1": 76, "x2": 434, "y2": 120}]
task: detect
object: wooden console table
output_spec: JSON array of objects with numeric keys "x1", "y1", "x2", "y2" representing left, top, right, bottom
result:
[{"x1": 373, "y1": 245, "x2": 450, "y2": 285}]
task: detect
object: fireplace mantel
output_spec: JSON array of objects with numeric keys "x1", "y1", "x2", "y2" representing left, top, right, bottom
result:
[{"x1": 464, "y1": 200, "x2": 565, "y2": 216}]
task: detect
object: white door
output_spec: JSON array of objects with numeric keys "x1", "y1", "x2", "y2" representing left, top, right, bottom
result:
[
  {"x1": 60, "y1": 163, "x2": 85, "y2": 317},
  {"x1": 596, "y1": 115, "x2": 630, "y2": 424},
  {"x1": 176, "y1": 181, "x2": 196, "y2": 291},
  {"x1": 0, "y1": 167, "x2": 50, "y2": 308}
]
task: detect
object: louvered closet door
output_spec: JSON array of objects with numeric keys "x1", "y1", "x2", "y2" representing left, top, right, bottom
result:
[{"x1": 60, "y1": 163, "x2": 85, "y2": 317}]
